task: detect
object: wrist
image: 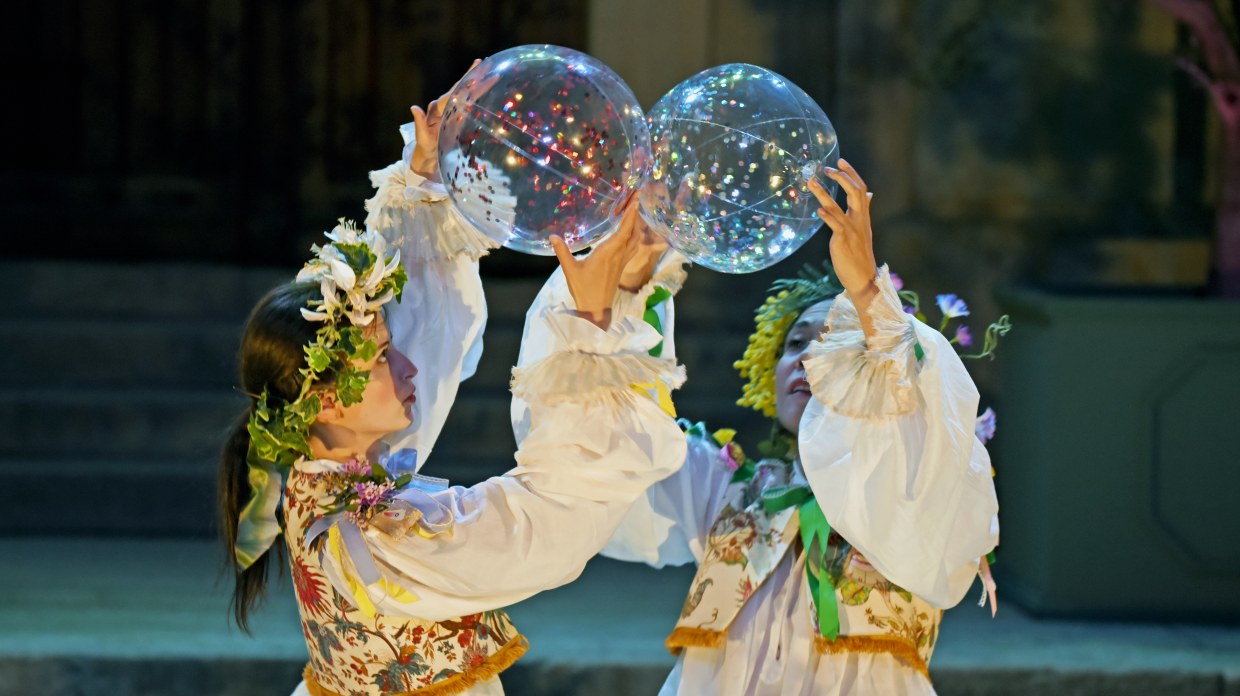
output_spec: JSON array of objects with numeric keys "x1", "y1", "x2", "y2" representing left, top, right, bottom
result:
[
  {"x1": 845, "y1": 268, "x2": 880, "y2": 308},
  {"x1": 573, "y1": 308, "x2": 612, "y2": 330}
]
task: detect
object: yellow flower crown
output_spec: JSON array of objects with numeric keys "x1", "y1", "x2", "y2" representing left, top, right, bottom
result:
[{"x1": 734, "y1": 264, "x2": 842, "y2": 417}]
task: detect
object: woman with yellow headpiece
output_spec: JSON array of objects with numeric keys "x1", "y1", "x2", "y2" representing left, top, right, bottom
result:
[{"x1": 513, "y1": 159, "x2": 1000, "y2": 695}]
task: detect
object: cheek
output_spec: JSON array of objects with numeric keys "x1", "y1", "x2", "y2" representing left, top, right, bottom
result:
[{"x1": 775, "y1": 352, "x2": 800, "y2": 382}]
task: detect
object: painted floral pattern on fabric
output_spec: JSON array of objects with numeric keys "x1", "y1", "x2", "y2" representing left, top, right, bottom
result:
[
  {"x1": 283, "y1": 465, "x2": 523, "y2": 694},
  {"x1": 669, "y1": 450, "x2": 943, "y2": 672}
]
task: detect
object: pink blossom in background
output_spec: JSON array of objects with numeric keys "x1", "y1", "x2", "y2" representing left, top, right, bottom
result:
[
  {"x1": 975, "y1": 407, "x2": 997, "y2": 443},
  {"x1": 954, "y1": 325, "x2": 974, "y2": 347},
  {"x1": 889, "y1": 272, "x2": 904, "y2": 291}
]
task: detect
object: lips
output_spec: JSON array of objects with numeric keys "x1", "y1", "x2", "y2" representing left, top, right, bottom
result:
[{"x1": 788, "y1": 377, "x2": 811, "y2": 396}]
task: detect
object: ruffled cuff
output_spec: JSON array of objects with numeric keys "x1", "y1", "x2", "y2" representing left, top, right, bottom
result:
[
  {"x1": 614, "y1": 248, "x2": 690, "y2": 319},
  {"x1": 511, "y1": 308, "x2": 686, "y2": 408},
  {"x1": 363, "y1": 160, "x2": 504, "y2": 261},
  {"x1": 803, "y1": 265, "x2": 919, "y2": 419}
]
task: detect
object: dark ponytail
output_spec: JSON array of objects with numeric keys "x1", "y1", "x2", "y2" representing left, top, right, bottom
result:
[{"x1": 219, "y1": 281, "x2": 328, "y2": 631}]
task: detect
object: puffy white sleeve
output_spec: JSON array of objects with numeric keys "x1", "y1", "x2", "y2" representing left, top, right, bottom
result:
[
  {"x1": 321, "y1": 310, "x2": 689, "y2": 620},
  {"x1": 509, "y1": 250, "x2": 733, "y2": 568},
  {"x1": 600, "y1": 426, "x2": 737, "y2": 567},
  {"x1": 798, "y1": 265, "x2": 1000, "y2": 609},
  {"x1": 366, "y1": 124, "x2": 507, "y2": 463}
]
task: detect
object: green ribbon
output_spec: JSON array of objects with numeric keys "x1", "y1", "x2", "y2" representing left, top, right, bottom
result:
[
  {"x1": 643, "y1": 286, "x2": 672, "y2": 357},
  {"x1": 762, "y1": 484, "x2": 840, "y2": 641}
]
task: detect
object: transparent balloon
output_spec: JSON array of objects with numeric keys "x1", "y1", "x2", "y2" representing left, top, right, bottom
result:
[
  {"x1": 437, "y1": 45, "x2": 651, "y2": 255},
  {"x1": 640, "y1": 64, "x2": 839, "y2": 273}
]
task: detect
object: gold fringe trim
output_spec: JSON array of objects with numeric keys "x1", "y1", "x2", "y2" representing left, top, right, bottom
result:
[
  {"x1": 665, "y1": 626, "x2": 727, "y2": 655},
  {"x1": 303, "y1": 634, "x2": 529, "y2": 696},
  {"x1": 814, "y1": 634, "x2": 930, "y2": 681}
]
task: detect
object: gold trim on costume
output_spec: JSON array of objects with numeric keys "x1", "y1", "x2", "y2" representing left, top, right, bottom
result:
[
  {"x1": 303, "y1": 634, "x2": 529, "y2": 696},
  {"x1": 665, "y1": 626, "x2": 727, "y2": 653},
  {"x1": 814, "y1": 634, "x2": 930, "y2": 680},
  {"x1": 668, "y1": 628, "x2": 930, "y2": 682}
]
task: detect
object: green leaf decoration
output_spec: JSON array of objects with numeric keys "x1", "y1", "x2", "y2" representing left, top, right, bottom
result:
[
  {"x1": 235, "y1": 221, "x2": 410, "y2": 571},
  {"x1": 335, "y1": 366, "x2": 370, "y2": 407},
  {"x1": 335, "y1": 242, "x2": 378, "y2": 276},
  {"x1": 353, "y1": 337, "x2": 379, "y2": 363},
  {"x1": 305, "y1": 344, "x2": 333, "y2": 373}
]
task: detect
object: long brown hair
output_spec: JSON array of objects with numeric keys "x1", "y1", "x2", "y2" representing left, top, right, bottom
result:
[{"x1": 219, "y1": 281, "x2": 329, "y2": 631}]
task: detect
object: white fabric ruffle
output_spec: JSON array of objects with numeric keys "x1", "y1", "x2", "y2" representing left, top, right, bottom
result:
[
  {"x1": 613, "y1": 248, "x2": 690, "y2": 319},
  {"x1": 364, "y1": 161, "x2": 504, "y2": 261},
  {"x1": 511, "y1": 309, "x2": 685, "y2": 409},
  {"x1": 803, "y1": 265, "x2": 918, "y2": 419}
]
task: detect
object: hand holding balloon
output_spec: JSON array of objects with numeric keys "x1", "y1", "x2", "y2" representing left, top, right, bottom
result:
[
  {"x1": 410, "y1": 59, "x2": 482, "y2": 182},
  {"x1": 551, "y1": 202, "x2": 643, "y2": 329},
  {"x1": 807, "y1": 158, "x2": 878, "y2": 338}
]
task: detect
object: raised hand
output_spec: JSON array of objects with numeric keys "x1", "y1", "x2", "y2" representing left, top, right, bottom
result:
[
  {"x1": 808, "y1": 158, "x2": 879, "y2": 328},
  {"x1": 618, "y1": 213, "x2": 670, "y2": 292},
  {"x1": 550, "y1": 203, "x2": 643, "y2": 329},
  {"x1": 409, "y1": 59, "x2": 481, "y2": 181}
]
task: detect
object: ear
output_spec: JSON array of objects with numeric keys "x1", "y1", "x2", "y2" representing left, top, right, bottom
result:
[{"x1": 315, "y1": 391, "x2": 343, "y2": 424}]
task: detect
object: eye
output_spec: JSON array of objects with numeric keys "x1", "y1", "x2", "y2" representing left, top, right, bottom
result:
[{"x1": 376, "y1": 348, "x2": 389, "y2": 364}]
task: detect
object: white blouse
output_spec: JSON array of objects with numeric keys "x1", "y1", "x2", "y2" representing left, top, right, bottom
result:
[{"x1": 516, "y1": 260, "x2": 1000, "y2": 695}]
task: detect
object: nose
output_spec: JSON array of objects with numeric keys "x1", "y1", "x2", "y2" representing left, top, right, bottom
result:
[{"x1": 390, "y1": 346, "x2": 417, "y2": 382}]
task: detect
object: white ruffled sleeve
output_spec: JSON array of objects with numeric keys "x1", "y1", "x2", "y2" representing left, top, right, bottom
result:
[
  {"x1": 321, "y1": 309, "x2": 689, "y2": 620},
  {"x1": 798, "y1": 265, "x2": 1000, "y2": 609},
  {"x1": 509, "y1": 250, "x2": 732, "y2": 568},
  {"x1": 367, "y1": 125, "x2": 509, "y2": 463},
  {"x1": 510, "y1": 248, "x2": 689, "y2": 442}
]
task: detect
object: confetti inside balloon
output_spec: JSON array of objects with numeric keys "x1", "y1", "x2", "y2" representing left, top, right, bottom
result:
[
  {"x1": 640, "y1": 64, "x2": 840, "y2": 273},
  {"x1": 437, "y1": 45, "x2": 651, "y2": 255}
]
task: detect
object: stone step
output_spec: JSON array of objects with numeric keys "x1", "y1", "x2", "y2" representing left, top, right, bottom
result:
[
  {"x1": 0, "y1": 318, "x2": 245, "y2": 389},
  {"x1": 3, "y1": 261, "x2": 286, "y2": 321},
  {"x1": 0, "y1": 457, "x2": 222, "y2": 537},
  {"x1": 1, "y1": 538, "x2": 1236, "y2": 696},
  {"x1": 0, "y1": 387, "x2": 246, "y2": 458}
]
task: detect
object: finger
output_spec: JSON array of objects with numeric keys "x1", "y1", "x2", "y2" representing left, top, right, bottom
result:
[
  {"x1": 806, "y1": 177, "x2": 836, "y2": 209},
  {"x1": 621, "y1": 213, "x2": 644, "y2": 260},
  {"x1": 436, "y1": 59, "x2": 483, "y2": 112},
  {"x1": 816, "y1": 207, "x2": 844, "y2": 235},
  {"x1": 411, "y1": 105, "x2": 430, "y2": 141},
  {"x1": 837, "y1": 158, "x2": 868, "y2": 192},
  {"x1": 596, "y1": 206, "x2": 638, "y2": 260},
  {"x1": 824, "y1": 168, "x2": 864, "y2": 211},
  {"x1": 810, "y1": 179, "x2": 847, "y2": 219},
  {"x1": 549, "y1": 235, "x2": 576, "y2": 270},
  {"x1": 615, "y1": 203, "x2": 640, "y2": 244}
]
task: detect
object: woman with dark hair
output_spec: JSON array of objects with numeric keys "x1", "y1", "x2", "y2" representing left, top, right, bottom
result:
[
  {"x1": 514, "y1": 159, "x2": 1000, "y2": 695},
  {"x1": 220, "y1": 66, "x2": 687, "y2": 696}
]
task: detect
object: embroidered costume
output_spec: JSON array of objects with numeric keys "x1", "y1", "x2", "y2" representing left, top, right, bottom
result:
[
  {"x1": 515, "y1": 261, "x2": 1000, "y2": 695},
  {"x1": 245, "y1": 124, "x2": 688, "y2": 696}
]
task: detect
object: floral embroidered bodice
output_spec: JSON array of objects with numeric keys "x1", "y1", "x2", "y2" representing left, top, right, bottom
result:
[
  {"x1": 283, "y1": 464, "x2": 525, "y2": 694},
  {"x1": 670, "y1": 456, "x2": 942, "y2": 678}
]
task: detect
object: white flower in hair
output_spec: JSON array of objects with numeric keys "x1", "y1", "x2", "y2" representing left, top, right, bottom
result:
[{"x1": 295, "y1": 220, "x2": 403, "y2": 327}]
